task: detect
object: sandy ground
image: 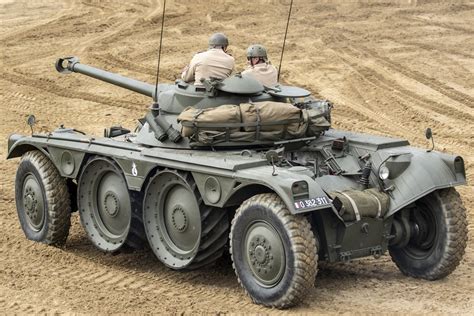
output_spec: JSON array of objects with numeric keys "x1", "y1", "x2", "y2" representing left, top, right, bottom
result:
[{"x1": 0, "y1": 0, "x2": 473, "y2": 313}]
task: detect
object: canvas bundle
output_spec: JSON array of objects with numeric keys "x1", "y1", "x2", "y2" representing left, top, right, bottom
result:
[{"x1": 177, "y1": 101, "x2": 331, "y2": 144}]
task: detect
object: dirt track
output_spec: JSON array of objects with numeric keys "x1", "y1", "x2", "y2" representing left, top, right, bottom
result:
[{"x1": 0, "y1": 0, "x2": 473, "y2": 313}]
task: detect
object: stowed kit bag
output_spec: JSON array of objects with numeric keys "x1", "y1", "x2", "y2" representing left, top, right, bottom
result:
[
  {"x1": 177, "y1": 101, "x2": 331, "y2": 144},
  {"x1": 178, "y1": 104, "x2": 241, "y2": 137},
  {"x1": 306, "y1": 106, "x2": 331, "y2": 137},
  {"x1": 240, "y1": 102, "x2": 307, "y2": 138}
]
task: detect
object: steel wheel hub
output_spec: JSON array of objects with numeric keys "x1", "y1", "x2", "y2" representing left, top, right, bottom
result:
[
  {"x1": 171, "y1": 206, "x2": 188, "y2": 232},
  {"x1": 245, "y1": 221, "x2": 285, "y2": 288},
  {"x1": 25, "y1": 194, "x2": 34, "y2": 211},
  {"x1": 103, "y1": 191, "x2": 120, "y2": 217},
  {"x1": 409, "y1": 205, "x2": 437, "y2": 252},
  {"x1": 254, "y1": 245, "x2": 268, "y2": 264},
  {"x1": 22, "y1": 175, "x2": 45, "y2": 231}
]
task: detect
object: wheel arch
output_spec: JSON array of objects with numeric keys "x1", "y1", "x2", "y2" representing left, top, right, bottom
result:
[
  {"x1": 379, "y1": 150, "x2": 466, "y2": 218},
  {"x1": 192, "y1": 171, "x2": 333, "y2": 216},
  {"x1": 7, "y1": 138, "x2": 50, "y2": 160},
  {"x1": 224, "y1": 183, "x2": 274, "y2": 207}
]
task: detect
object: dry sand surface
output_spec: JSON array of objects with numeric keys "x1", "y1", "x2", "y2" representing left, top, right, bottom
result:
[{"x1": 1, "y1": 0, "x2": 473, "y2": 313}]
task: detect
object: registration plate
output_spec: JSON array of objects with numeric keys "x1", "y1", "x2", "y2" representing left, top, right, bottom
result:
[{"x1": 294, "y1": 197, "x2": 332, "y2": 210}]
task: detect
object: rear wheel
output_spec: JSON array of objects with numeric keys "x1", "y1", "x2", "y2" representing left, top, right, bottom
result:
[
  {"x1": 230, "y1": 193, "x2": 318, "y2": 308},
  {"x1": 15, "y1": 150, "x2": 71, "y2": 246},
  {"x1": 389, "y1": 188, "x2": 468, "y2": 280}
]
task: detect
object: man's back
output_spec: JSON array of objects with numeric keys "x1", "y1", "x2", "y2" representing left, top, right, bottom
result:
[
  {"x1": 181, "y1": 48, "x2": 234, "y2": 85},
  {"x1": 242, "y1": 62, "x2": 278, "y2": 87}
]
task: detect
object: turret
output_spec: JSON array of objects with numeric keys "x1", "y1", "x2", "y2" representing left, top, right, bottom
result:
[{"x1": 54, "y1": 56, "x2": 316, "y2": 149}]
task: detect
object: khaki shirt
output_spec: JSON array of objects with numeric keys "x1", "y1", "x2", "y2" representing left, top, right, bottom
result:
[
  {"x1": 181, "y1": 48, "x2": 235, "y2": 85},
  {"x1": 242, "y1": 62, "x2": 278, "y2": 87}
]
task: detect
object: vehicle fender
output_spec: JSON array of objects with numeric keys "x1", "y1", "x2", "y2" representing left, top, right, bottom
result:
[
  {"x1": 114, "y1": 158, "x2": 158, "y2": 191},
  {"x1": 376, "y1": 149, "x2": 466, "y2": 217},
  {"x1": 7, "y1": 134, "x2": 50, "y2": 160},
  {"x1": 193, "y1": 166, "x2": 333, "y2": 215}
]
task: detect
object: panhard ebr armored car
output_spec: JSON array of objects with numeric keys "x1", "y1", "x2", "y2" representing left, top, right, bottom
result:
[{"x1": 7, "y1": 57, "x2": 468, "y2": 308}]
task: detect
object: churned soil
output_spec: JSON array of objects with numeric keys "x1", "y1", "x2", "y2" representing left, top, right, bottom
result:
[{"x1": 0, "y1": 0, "x2": 472, "y2": 313}]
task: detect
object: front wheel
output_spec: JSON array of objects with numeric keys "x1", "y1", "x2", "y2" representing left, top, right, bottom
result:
[
  {"x1": 389, "y1": 188, "x2": 468, "y2": 280},
  {"x1": 15, "y1": 150, "x2": 71, "y2": 245},
  {"x1": 230, "y1": 193, "x2": 318, "y2": 308}
]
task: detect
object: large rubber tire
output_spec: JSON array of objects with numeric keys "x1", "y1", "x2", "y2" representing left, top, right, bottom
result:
[
  {"x1": 230, "y1": 193, "x2": 318, "y2": 308},
  {"x1": 123, "y1": 190, "x2": 148, "y2": 250},
  {"x1": 188, "y1": 203, "x2": 230, "y2": 270},
  {"x1": 389, "y1": 188, "x2": 468, "y2": 280},
  {"x1": 15, "y1": 150, "x2": 71, "y2": 246}
]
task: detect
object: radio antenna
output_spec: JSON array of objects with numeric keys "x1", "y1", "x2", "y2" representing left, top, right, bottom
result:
[
  {"x1": 154, "y1": 0, "x2": 167, "y2": 103},
  {"x1": 277, "y1": 0, "x2": 293, "y2": 82}
]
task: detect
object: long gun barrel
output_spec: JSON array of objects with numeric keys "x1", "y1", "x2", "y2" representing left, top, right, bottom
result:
[{"x1": 55, "y1": 57, "x2": 156, "y2": 99}]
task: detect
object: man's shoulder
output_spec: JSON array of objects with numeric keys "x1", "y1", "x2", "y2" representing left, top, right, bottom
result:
[
  {"x1": 191, "y1": 50, "x2": 207, "y2": 59},
  {"x1": 241, "y1": 67, "x2": 254, "y2": 75},
  {"x1": 260, "y1": 63, "x2": 278, "y2": 73},
  {"x1": 208, "y1": 49, "x2": 234, "y2": 60},
  {"x1": 226, "y1": 53, "x2": 235, "y2": 62}
]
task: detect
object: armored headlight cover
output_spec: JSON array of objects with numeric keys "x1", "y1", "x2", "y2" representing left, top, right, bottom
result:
[{"x1": 292, "y1": 181, "x2": 309, "y2": 199}]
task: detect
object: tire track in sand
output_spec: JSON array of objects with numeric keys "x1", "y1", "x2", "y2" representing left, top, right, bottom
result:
[
  {"x1": 322, "y1": 34, "x2": 473, "y2": 147},
  {"x1": 336, "y1": 30, "x2": 474, "y2": 110},
  {"x1": 1, "y1": 72, "x2": 144, "y2": 111},
  {"x1": 0, "y1": 211, "x2": 260, "y2": 313}
]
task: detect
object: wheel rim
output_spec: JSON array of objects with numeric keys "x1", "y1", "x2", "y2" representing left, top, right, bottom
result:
[
  {"x1": 405, "y1": 201, "x2": 438, "y2": 259},
  {"x1": 244, "y1": 220, "x2": 285, "y2": 288},
  {"x1": 162, "y1": 184, "x2": 200, "y2": 252},
  {"x1": 95, "y1": 171, "x2": 130, "y2": 236},
  {"x1": 144, "y1": 171, "x2": 202, "y2": 268},
  {"x1": 22, "y1": 174, "x2": 45, "y2": 231},
  {"x1": 78, "y1": 159, "x2": 131, "y2": 251}
]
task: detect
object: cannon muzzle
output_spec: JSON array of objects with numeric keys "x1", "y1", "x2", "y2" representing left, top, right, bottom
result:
[{"x1": 56, "y1": 56, "x2": 156, "y2": 99}]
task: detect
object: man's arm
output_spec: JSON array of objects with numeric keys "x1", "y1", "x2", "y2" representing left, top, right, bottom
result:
[{"x1": 181, "y1": 54, "x2": 199, "y2": 82}]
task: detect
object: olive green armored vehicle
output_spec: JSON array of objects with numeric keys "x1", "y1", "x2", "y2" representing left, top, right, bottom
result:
[{"x1": 7, "y1": 57, "x2": 468, "y2": 308}]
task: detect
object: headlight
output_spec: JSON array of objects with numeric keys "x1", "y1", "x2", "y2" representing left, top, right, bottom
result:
[{"x1": 379, "y1": 165, "x2": 390, "y2": 180}]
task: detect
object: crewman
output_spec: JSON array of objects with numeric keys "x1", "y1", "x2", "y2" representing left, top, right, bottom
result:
[
  {"x1": 181, "y1": 33, "x2": 235, "y2": 85},
  {"x1": 241, "y1": 44, "x2": 278, "y2": 87}
]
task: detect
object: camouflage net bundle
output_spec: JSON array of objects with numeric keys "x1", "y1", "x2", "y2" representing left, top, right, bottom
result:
[{"x1": 177, "y1": 101, "x2": 331, "y2": 145}]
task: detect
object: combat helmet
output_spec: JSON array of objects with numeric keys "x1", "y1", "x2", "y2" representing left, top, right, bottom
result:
[
  {"x1": 209, "y1": 33, "x2": 229, "y2": 48},
  {"x1": 246, "y1": 44, "x2": 268, "y2": 61}
]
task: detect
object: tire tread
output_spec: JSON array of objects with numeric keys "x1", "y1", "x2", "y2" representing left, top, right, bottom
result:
[
  {"x1": 230, "y1": 193, "x2": 318, "y2": 308},
  {"x1": 389, "y1": 188, "x2": 468, "y2": 280},
  {"x1": 18, "y1": 151, "x2": 71, "y2": 245}
]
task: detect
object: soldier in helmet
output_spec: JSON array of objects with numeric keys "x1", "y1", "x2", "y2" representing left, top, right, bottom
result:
[
  {"x1": 181, "y1": 32, "x2": 235, "y2": 85},
  {"x1": 241, "y1": 44, "x2": 278, "y2": 87}
]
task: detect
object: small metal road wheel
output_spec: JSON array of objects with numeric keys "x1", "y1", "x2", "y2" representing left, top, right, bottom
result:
[
  {"x1": 143, "y1": 170, "x2": 229, "y2": 269},
  {"x1": 78, "y1": 156, "x2": 132, "y2": 252}
]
